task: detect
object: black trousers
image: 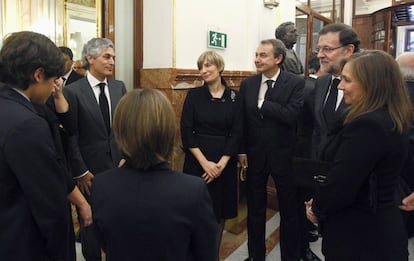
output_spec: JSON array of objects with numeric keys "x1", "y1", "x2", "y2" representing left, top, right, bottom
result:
[{"x1": 246, "y1": 164, "x2": 300, "y2": 261}]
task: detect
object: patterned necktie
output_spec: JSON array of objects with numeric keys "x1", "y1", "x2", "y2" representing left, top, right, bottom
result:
[{"x1": 98, "y1": 82, "x2": 110, "y2": 134}]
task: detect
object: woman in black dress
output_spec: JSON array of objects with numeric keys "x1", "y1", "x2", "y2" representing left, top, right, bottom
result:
[
  {"x1": 181, "y1": 50, "x2": 243, "y2": 258},
  {"x1": 306, "y1": 50, "x2": 412, "y2": 261}
]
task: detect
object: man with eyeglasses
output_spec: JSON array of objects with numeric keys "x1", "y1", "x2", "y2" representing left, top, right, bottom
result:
[{"x1": 312, "y1": 23, "x2": 360, "y2": 159}]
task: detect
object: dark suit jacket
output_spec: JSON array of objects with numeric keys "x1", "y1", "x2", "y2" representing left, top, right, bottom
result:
[
  {"x1": 91, "y1": 162, "x2": 218, "y2": 261},
  {"x1": 312, "y1": 74, "x2": 347, "y2": 159},
  {"x1": 63, "y1": 78, "x2": 126, "y2": 177},
  {"x1": 295, "y1": 76, "x2": 316, "y2": 158},
  {"x1": 64, "y1": 70, "x2": 84, "y2": 86},
  {"x1": 314, "y1": 109, "x2": 408, "y2": 260},
  {"x1": 402, "y1": 80, "x2": 414, "y2": 189},
  {"x1": 239, "y1": 70, "x2": 305, "y2": 173},
  {"x1": 0, "y1": 87, "x2": 71, "y2": 261}
]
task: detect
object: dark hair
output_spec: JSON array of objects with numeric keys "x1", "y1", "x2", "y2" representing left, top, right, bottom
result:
[
  {"x1": 0, "y1": 31, "x2": 64, "y2": 90},
  {"x1": 275, "y1": 21, "x2": 295, "y2": 40},
  {"x1": 59, "y1": 46, "x2": 74, "y2": 60},
  {"x1": 319, "y1": 23, "x2": 360, "y2": 53},
  {"x1": 260, "y1": 38, "x2": 286, "y2": 65},
  {"x1": 308, "y1": 52, "x2": 320, "y2": 74}
]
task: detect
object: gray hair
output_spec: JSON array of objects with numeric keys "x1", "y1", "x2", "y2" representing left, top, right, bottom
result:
[
  {"x1": 396, "y1": 52, "x2": 414, "y2": 81},
  {"x1": 81, "y1": 38, "x2": 114, "y2": 70}
]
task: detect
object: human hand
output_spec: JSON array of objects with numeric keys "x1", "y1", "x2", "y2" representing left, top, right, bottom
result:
[
  {"x1": 400, "y1": 191, "x2": 414, "y2": 211},
  {"x1": 305, "y1": 199, "x2": 318, "y2": 224},
  {"x1": 118, "y1": 158, "x2": 126, "y2": 168},
  {"x1": 78, "y1": 201, "x2": 93, "y2": 227},
  {"x1": 51, "y1": 77, "x2": 64, "y2": 98},
  {"x1": 76, "y1": 172, "x2": 94, "y2": 196}
]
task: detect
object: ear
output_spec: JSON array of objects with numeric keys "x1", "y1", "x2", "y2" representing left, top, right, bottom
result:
[
  {"x1": 86, "y1": 55, "x2": 94, "y2": 65},
  {"x1": 32, "y1": 68, "x2": 45, "y2": 83},
  {"x1": 343, "y1": 44, "x2": 355, "y2": 57},
  {"x1": 275, "y1": 54, "x2": 283, "y2": 65}
]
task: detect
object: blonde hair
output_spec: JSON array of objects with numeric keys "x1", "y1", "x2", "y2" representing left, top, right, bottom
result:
[
  {"x1": 196, "y1": 50, "x2": 225, "y2": 73},
  {"x1": 113, "y1": 88, "x2": 176, "y2": 169},
  {"x1": 341, "y1": 50, "x2": 412, "y2": 133}
]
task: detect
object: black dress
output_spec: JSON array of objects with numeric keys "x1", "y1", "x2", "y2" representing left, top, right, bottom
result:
[{"x1": 181, "y1": 82, "x2": 243, "y2": 220}]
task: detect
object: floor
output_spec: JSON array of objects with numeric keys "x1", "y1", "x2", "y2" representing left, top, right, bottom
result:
[{"x1": 74, "y1": 208, "x2": 414, "y2": 260}]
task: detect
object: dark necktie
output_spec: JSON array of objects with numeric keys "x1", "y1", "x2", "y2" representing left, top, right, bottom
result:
[
  {"x1": 61, "y1": 77, "x2": 66, "y2": 86},
  {"x1": 323, "y1": 78, "x2": 340, "y2": 126},
  {"x1": 98, "y1": 83, "x2": 110, "y2": 134},
  {"x1": 264, "y1": 79, "x2": 274, "y2": 99}
]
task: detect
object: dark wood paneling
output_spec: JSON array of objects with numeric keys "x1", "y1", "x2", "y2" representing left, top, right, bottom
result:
[{"x1": 352, "y1": 15, "x2": 373, "y2": 50}]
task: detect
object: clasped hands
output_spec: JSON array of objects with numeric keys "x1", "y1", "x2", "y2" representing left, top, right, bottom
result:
[{"x1": 201, "y1": 160, "x2": 223, "y2": 184}]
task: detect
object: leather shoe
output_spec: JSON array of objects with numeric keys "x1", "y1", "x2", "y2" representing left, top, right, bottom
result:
[
  {"x1": 244, "y1": 258, "x2": 254, "y2": 261},
  {"x1": 301, "y1": 248, "x2": 321, "y2": 261}
]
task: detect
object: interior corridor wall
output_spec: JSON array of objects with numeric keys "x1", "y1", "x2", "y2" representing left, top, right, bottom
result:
[{"x1": 143, "y1": 0, "x2": 295, "y2": 71}]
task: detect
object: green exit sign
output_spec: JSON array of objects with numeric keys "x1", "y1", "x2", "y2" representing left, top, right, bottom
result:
[{"x1": 208, "y1": 30, "x2": 227, "y2": 49}]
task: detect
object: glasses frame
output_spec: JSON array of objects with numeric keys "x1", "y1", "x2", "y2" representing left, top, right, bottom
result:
[{"x1": 315, "y1": 45, "x2": 344, "y2": 54}]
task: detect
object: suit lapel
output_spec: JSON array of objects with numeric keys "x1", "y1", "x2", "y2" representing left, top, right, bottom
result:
[
  {"x1": 108, "y1": 80, "x2": 122, "y2": 120},
  {"x1": 316, "y1": 75, "x2": 332, "y2": 129},
  {"x1": 79, "y1": 81, "x2": 106, "y2": 129},
  {"x1": 251, "y1": 75, "x2": 261, "y2": 103}
]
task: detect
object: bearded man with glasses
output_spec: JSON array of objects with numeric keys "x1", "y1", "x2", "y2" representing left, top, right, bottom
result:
[{"x1": 312, "y1": 23, "x2": 360, "y2": 159}]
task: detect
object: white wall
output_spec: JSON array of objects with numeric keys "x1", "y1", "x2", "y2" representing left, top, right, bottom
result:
[
  {"x1": 143, "y1": 0, "x2": 174, "y2": 68},
  {"x1": 115, "y1": 0, "x2": 134, "y2": 90},
  {"x1": 143, "y1": 0, "x2": 296, "y2": 71}
]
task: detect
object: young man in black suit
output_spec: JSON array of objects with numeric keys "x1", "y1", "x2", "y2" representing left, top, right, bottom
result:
[
  {"x1": 59, "y1": 46, "x2": 84, "y2": 86},
  {"x1": 0, "y1": 31, "x2": 72, "y2": 261},
  {"x1": 63, "y1": 37, "x2": 126, "y2": 261},
  {"x1": 312, "y1": 23, "x2": 360, "y2": 159},
  {"x1": 239, "y1": 38, "x2": 305, "y2": 261}
]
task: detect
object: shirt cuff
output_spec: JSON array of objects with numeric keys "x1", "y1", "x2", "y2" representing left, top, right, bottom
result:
[{"x1": 74, "y1": 170, "x2": 89, "y2": 179}]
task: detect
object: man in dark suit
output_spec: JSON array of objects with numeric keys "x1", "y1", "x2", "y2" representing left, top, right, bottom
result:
[
  {"x1": 0, "y1": 31, "x2": 71, "y2": 261},
  {"x1": 295, "y1": 52, "x2": 324, "y2": 261},
  {"x1": 63, "y1": 37, "x2": 126, "y2": 261},
  {"x1": 59, "y1": 46, "x2": 84, "y2": 86},
  {"x1": 239, "y1": 38, "x2": 305, "y2": 261},
  {"x1": 312, "y1": 23, "x2": 360, "y2": 159}
]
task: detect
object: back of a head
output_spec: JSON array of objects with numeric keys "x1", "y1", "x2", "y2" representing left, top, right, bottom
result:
[
  {"x1": 319, "y1": 23, "x2": 360, "y2": 53},
  {"x1": 397, "y1": 52, "x2": 414, "y2": 81},
  {"x1": 81, "y1": 37, "x2": 114, "y2": 70},
  {"x1": 113, "y1": 88, "x2": 176, "y2": 170},
  {"x1": 308, "y1": 52, "x2": 320, "y2": 74},
  {"x1": 0, "y1": 31, "x2": 64, "y2": 89},
  {"x1": 59, "y1": 46, "x2": 74, "y2": 60}
]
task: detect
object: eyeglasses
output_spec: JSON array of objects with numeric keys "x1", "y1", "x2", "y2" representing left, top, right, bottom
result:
[{"x1": 315, "y1": 45, "x2": 344, "y2": 54}]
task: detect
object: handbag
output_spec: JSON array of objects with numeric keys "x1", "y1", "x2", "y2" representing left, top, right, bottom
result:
[{"x1": 292, "y1": 157, "x2": 332, "y2": 189}]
